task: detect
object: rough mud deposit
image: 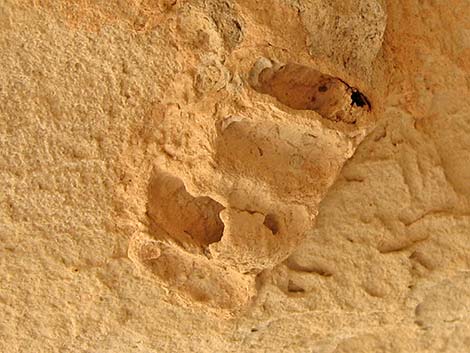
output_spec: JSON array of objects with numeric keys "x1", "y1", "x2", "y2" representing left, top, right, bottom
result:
[{"x1": 1, "y1": 1, "x2": 470, "y2": 352}]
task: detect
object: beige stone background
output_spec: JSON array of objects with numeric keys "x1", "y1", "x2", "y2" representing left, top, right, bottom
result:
[{"x1": 1, "y1": 0, "x2": 470, "y2": 352}]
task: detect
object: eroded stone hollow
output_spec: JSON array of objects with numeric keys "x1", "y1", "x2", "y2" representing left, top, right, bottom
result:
[
  {"x1": 147, "y1": 169, "x2": 225, "y2": 248},
  {"x1": 249, "y1": 59, "x2": 370, "y2": 124}
]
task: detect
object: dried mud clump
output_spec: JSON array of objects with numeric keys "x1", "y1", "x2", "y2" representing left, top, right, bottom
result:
[
  {"x1": 129, "y1": 51, "x2": 375, "y2": 310},
  {"x1": 119, "y1": 0, "x2": 382, "y2": 312}
]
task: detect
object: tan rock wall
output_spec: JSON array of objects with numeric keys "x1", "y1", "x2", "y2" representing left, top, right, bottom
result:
[{"x1": 1, "y1": 0, "x2": 469, "y2": 352}]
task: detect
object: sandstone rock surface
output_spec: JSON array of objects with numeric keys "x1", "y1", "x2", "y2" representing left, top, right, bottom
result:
[{"x1": 1, "y1": 0, "x2": 469, "y2": 352}]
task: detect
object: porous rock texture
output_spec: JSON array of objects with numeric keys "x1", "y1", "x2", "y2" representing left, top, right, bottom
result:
[{"x1": 1, "y1": 0, "x2": 469, "y2": 352}]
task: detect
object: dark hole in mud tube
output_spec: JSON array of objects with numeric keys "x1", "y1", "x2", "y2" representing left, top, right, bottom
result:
[{"x1": 351, "y1": 89, "x2": 370, "y2": 108}]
